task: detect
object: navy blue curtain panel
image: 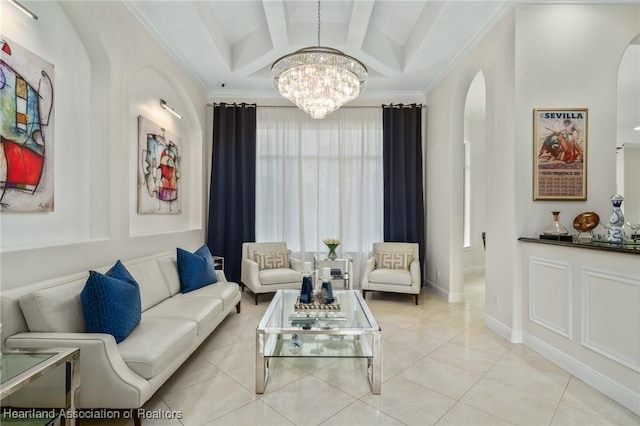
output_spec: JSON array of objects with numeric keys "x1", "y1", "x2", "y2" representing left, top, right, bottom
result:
[
  {"x1": 207, "y1": 103, "x2": 256, "y2": 283},
  {"x1": 382, "y1": 104, "x2": 426, "y2": 283}
]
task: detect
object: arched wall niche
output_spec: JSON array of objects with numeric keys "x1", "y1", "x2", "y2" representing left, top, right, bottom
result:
[
  {"x1": 1, "y1": 0, "x2": 107, "y2": 250},
  {"x1": 128, "y1": 65, "x2": 203, "y2": 236},
  {"x1": 616, "y1": 33, "x2": 640, "y2": 227},
  {"x1": 1, "y1": 1, "x2": 207, "y2": 290}
]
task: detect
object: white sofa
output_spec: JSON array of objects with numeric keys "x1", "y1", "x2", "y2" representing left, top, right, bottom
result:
[{"x1": 0, "y1": 251, "x2": 241, "y2": 419}]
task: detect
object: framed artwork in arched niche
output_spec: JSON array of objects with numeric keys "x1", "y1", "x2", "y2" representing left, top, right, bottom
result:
[
  {"x1": 0, "y1": 35, "x2": 55, "y2": 212},
  {"x1": 137, "y1": 115, "x2": 182, "y2": 214}
]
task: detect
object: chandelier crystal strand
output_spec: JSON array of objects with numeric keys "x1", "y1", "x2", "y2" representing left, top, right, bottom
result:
[{"x1": 271, "y1": 1, "x2": 367, "y2": 119}]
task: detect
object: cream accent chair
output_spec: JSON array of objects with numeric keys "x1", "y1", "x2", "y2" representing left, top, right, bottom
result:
[
  {"x1": 361, "y1": 242, "x2": 421, "y2": 305},
  {"x1": 241, "y1": 242, "x2": 305, "y2": 304}
]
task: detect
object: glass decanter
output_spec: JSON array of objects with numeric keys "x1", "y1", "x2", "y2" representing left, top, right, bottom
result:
[{"x1": 543, "y1": 211, "x2": 569, "y2": 236}]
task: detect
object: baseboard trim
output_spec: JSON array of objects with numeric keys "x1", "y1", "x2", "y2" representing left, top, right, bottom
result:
[
  {"x1": 424, "y1": 279, "x2": 466, "y2": 303},
  {"x1": 524, "y1": 333, "x2": 640, "y2": 416},
  {"x1": 425, "y1": 279, "x2": 448, "y2": 300},
  {"x1": 483, "y1": 314, "x2": 517, "y2": 342}
]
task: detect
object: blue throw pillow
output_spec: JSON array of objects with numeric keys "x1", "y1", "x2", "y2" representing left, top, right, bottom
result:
[
  {"x1": 177, "y1": 245, "x2": 218, "y2": 293},
  {"x1": 81, "y1": 260, "x2": 142, "y2": 343}
]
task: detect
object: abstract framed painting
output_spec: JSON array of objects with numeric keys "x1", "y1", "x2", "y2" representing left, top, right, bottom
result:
[
  {"x1": 0, "y1": 35, "x2": 55, "y2": 212},
  {"x1": 533, "y1": 108, "x2": 588, "y2": 201},
  {"x1": 138, "y1": 116, "x2": 182, "y2": 214}
]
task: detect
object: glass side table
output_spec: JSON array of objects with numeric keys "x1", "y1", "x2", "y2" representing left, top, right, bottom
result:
[
  {"x1": 1, "y1": 347, "x2": 80, "y2": 425},
  {"x1": 313, "y1": 253, "x2": 353, "y2": 290},
  {"x1": 213, "y1": 255, "x2": 224, "y2": 271}
]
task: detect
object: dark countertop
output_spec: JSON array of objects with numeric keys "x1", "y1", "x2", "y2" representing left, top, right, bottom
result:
[{"x1": 518, "y1": 237, "x2": 640, "y2": 255}]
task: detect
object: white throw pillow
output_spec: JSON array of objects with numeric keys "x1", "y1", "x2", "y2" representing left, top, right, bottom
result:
[
  {"x1": 254, "y1": 250, "x2": 291, "y2": 270},
  {"x1": 375, "y1": 251, "x2": 413, "y2": 270}
]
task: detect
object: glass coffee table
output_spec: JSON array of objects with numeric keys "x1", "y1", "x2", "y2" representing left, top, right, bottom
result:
[{"x1": 256, "y1": 289, "x2": 381, "y2": 394}]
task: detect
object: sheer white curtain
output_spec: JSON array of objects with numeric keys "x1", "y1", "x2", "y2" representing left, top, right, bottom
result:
[{"x1": 256, "y1": 107, "x2": 383, "y2": 284}]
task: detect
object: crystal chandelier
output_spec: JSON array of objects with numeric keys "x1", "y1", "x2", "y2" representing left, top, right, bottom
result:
[{"x1": 271, "y1": 1, "x2": 367, "y2": 119}]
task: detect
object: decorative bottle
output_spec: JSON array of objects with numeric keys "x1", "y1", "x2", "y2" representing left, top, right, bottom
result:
[
  {"x1": 289, "y1": 334, "x2": 301, "y2": 354},
  {"x1": 606, "y1": 194, "x2": 625, "y2": 243},
  {"x1": 300, "y1": 273, "x2": 313, "y2": 304},
  {"x1": 321, "y1": 278, "x2": 334, "y2": 304},
  {"x1": 543, "y1": 211, "x2": 569, "y2": 236}
]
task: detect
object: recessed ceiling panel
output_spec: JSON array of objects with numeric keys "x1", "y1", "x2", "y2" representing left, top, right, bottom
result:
[
  {"x1": 210, "y1": 1, "x2": 267, "y2": 45},
  {"x1": 368, "y1": 1, "x2": 427, "y2": 46}
]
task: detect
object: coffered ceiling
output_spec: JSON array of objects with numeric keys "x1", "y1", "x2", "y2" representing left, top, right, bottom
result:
[
  {"x1": 125, "y1": 0, "x2": 508, "y2": 99},
  {"x1": 125, "y1": 0, "x2": 638, "y2": 144}
]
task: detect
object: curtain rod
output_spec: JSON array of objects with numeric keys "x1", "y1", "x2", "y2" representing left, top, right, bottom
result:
[{"x1": 206, "y1": 103, "x2": 422, "y2": 109}]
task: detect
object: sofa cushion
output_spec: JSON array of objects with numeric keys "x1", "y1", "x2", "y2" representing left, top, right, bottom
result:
[
  {"x1": 369, "y1": 268, "x2": 413, "y2": 286},
  {"x1": 125, "y1": 259, "x2": 172, "y2": 311},
  {"x1": 143, "y1": 296, "x2": 223, "y2": 334},
  {"x1": 118, "y1": 317, "x2": 197, "y2": 379},
  {"x1": 180, "y1": 281, "x2": 240, "y2": 310},
  {"x1": 81, "y1": 261, "x2": 142, "y2": 343},
  {"x1": 19, "y1": 278, "x2": 87, "y2": 333},
  {"x1": 156, "y1": 254, "x2": 181, "y2": 296},
  {"x1": 375, "y1": 251, "x2": 413, "y2": 270},
  {"x1": 177, "y1": 245, "x2": 218, "y2": 293},
  {"x1": 258, "y1": 268, "x2": 302, "y2": 285},
  {"x1": 254, "y1": 250, "x2": 290, "y2": 270}
]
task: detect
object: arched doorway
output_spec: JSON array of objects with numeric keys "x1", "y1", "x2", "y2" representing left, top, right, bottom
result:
[{"x1": 463, "y1": 71, "x2": 487, "y2": 304}]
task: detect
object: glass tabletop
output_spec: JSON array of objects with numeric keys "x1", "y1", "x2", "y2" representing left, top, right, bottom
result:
[
  {"x1": 258, "y1": 290, "x2": 378, "y2": 332},
  {"x1": 313, "y1": 253, "x2": 353, "y2": 262},
  {"x1": 0, "y1": 352, "x2": 56, "y2": 384}
]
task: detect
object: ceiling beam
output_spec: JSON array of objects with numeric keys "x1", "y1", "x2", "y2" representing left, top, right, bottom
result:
[
  {"x1": 361, "y1": 27, "x2": 404, "y2": 78},
  {"x1": 403, "y1": 1, "x2": 447, "y2": 71},
  {"x1": 346, "y1": 0, "x2": 374, "y2": 49},
  {"x1": 263, "y1": 0, "x2": 288, "y2": 48},
  {"x1": 227, "y1": 0, "x2": 289, "y2": 79}
]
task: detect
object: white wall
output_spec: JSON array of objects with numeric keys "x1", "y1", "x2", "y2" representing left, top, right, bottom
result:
[
  {"x1": 426, "y1": 3, "x2": 639, "y2": 335},
  {"x1": 425, "y1": 9, "x2": 516, "y2": 320},
  {"x1": 1, "y1": 1, "x2": 207, "y2": 289},
  {"x1": 514, "y1": 4, "x2": 638, "y2": 237}
]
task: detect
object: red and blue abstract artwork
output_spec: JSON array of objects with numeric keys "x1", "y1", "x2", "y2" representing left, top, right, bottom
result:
[
  {"x1": 138, "y1": 115, "x2": 181, "y2": 214},
  {"x1": 0, "y1": 35, "x2": 54, "y2": 212}
]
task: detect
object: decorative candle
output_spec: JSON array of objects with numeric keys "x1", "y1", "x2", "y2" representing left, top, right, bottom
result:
[{"x1": 323, "y1": 267, "x2": 331, "y2": 280}]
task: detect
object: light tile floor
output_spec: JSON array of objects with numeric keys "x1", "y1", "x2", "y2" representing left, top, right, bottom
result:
[{"x1": 90, "y1": 274, "x2": 639, "y2": 425}]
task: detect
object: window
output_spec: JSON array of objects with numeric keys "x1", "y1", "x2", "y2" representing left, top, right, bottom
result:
[
  {"x1": 463, "y1": 139, "x2": 471, "y2": 248},
  {"x1": 255, "y1": 107, "x2": 383, "y2": 260}
]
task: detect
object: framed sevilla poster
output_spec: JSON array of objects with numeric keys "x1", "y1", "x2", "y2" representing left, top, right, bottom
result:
[{"x1": 533, "y1": 108, "x2": 587, "y2": 201}]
